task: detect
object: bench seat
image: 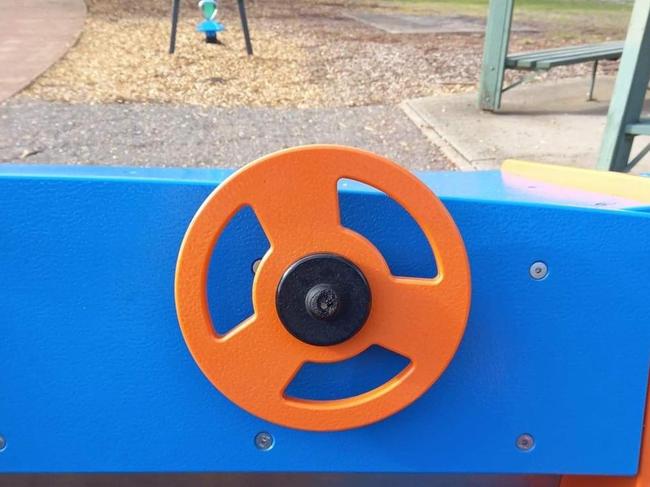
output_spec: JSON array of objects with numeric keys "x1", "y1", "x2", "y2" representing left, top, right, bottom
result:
[{"x1": 506, "y1": 41, "x2": 624, "y2": 70}]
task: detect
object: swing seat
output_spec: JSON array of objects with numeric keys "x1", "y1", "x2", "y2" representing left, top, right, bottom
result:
[{"x1": 196, "y1": 19, "x2": 225, "y2": 34}]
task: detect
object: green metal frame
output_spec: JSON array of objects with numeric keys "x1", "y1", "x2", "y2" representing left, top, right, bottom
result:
[
  {"x1": 597, "y1": 0, "x2": 650, "y2": 172},
  {"x1": 478, "y1": 0, "x2": 514, "y2": 111},
  {"x1": 479, "y1": 0, "x2": 622, "y2": 112}
]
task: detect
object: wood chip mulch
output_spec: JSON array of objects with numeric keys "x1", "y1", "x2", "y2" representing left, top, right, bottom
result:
[{"x1": 23, "y1": 0, "x2": 625, "y2": 108}]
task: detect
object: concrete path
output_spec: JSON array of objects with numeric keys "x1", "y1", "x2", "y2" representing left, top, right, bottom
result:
[
  {"x1": 0, "y1": 0, "x2": 86, "y2": 101},
  {"x1": 403, "y1": 76, "x2": 650, "y2": 173},
  {"x1": 0, "y1": 100, "x2": 449, "y2": 171}
]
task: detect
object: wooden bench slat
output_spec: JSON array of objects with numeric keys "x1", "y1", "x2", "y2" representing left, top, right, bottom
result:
[
  {"x1": 507, "y1": 45, "x2": 622, "y2": 63},
  {"x1": 507, "y1": 47, "x2": 623, "y2": 67},
  {"x1": 536, "y1": 51, "x2": 623, "y2": 69},
  {"x1": 506, "y1": 41, "x2": 623, "y2": 70},
  {"x1": 507, "y1": 41, "x2": 623, "y2": 62},
  {"x1": 512, "y1": 48, "x2": 622, "y2": 68},
  {"x1": 509, "y1": 49, "x2": 622, "y2": 69}
]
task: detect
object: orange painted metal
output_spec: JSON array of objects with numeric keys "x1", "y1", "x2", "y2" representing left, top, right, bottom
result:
[
  {"x1": 175, "y1": 145, "x2": 471, "y2": 431},
  {"x1": 560, "y1": 379, "x2": 650, "y2": 487}
]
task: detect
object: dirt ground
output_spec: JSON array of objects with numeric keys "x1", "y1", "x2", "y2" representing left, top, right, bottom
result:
[{"x1": 22, "y1": 0, "x2": 627, "y2": 108}]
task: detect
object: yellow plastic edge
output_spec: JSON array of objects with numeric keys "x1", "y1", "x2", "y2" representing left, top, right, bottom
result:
[{"x1": 502, "y1": 159, "x2": 650, "y2": 205}]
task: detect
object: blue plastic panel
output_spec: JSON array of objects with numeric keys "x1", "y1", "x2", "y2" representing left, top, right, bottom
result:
[{"x1": 0, "y1": 165, "x2": 649, "y2": 475}]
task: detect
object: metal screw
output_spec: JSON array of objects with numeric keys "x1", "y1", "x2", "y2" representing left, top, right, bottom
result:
[
  {"x1": 0, "y1": 435, "x2": 6, "y2": 452},
  {"x1": 529, "y1": 261, "x2": 548, "y2": 280},
  {"x1": 516, "y1": 433, "x2": 535, "y2": 451},
  {"x1": 254, "y1": 431, "x2": 274, "y2": 451},
  {"x1": 251, "y1": 258, "x2": 262, "y2": 274},
  {"x1": 305, "y1": 284, "x2": 340, "y2": 321}
]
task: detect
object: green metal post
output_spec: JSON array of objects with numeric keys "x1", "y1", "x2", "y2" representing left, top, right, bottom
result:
[
  {"x1": 478, "y1": 0, "x2": 514, "y2": 111},
  {"x1": 597, "y1": 0, "x2": 650, "y2": 171}
]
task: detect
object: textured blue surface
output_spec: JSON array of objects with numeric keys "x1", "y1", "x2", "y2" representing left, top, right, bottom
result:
[
  {"x1": 197, "y1": 19, "x2": 225, "y2": 33},
  {"x1": 0, "y1": 165, "x2": 649, "y2": 475},
  {"x1": 1, "y1": 163, "x2": 647, "y2": 210}
]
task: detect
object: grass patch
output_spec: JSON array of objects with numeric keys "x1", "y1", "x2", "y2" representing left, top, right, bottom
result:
[
  {"x1": 366, "y1": 0, "x2": 632, "y2": 38},
  {"x1": 386, "y1": 0, "x2": 631, "y2": 11}
]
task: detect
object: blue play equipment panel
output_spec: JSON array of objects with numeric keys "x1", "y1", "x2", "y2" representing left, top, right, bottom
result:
[{"x1": 0, "y1": 165, "x2": 648, "y2": 474}]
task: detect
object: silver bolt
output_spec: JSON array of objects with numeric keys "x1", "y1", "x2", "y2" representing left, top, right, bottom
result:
[
  {"x1": 516, "y1": 433, "x2": 535, "y2": 451},
  {"x1": 254, "y1": 431, "x2": 274, "y2": 451},
  {"x1": 0, "y1": 435, "x2": 6, "y2": 452},
  {"x1": 529, "y1": 261, "x2": 548, "y2": 280},
  {"x1": 251, "y1": 258, "x2": 262, "y2": 274}
]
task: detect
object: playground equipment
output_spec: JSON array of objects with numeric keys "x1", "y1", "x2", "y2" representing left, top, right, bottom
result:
[
  {"x1": 169, "y1": 0, "x2": 253, "y2": 55},
  {"x1": 597, "y1": 0, "x2": 650, "y2": 172},
  {"x1": 479, "y1": 0, "x2": 624, "y2": 111},
  {"x1": 196, "y1": 0, "x2": 225, "y2": 44},
  {"x1": 479, "y1": 0, "x2": 650, "y2": 174},
  {"x1": 0, "y1": 145, "x2": 648, "y2": 486}
]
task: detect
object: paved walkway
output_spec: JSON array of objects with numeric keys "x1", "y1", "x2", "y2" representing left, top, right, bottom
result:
[
  {"x1": 403, "y1": 76, "x2": 650, "y2": 174},
  {"x1": 0, "y1": 101, "x2": 449, "y2": 171},
  {"x1": 0, "y1": 0, "x2": 86, "y2": 101}
]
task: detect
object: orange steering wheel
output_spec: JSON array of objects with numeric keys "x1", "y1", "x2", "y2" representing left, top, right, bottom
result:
[{"x1": 175, "y1": 145, "x2": 471, "y2": 431}]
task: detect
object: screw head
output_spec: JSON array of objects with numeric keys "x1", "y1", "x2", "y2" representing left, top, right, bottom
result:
[
  {"x1": 305, "y1": 284, "x2": 340, "y2": 321},
  {"x1": 0, "y1": 435, "x2": 6, "y2": 452},
  {"x1": 529, "y1": 261, "x2": 548, "y2": 280},
  {"x1": 254, "y1": 431, "x2": 274, "y2": 451},
  {"x1": 516, "y1": 433, "x2": 535, "y2": 451},
  {"x1": 251, "y1": 258, "x2": 262, "y2": 274}
]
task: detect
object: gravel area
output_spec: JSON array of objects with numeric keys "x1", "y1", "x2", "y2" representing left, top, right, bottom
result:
[
  {"x1": 6, "y1": 0, "x2": 628, "y2": 171},
  {"x1": 24, "y1": 0, "x2": 482, "y2": 107},
  {"x1": 20, "y1": 0, "x2": 625, "y2": 108},
  {"x1": 0, "y1": 99, "x2": 451, "y2": 170}
]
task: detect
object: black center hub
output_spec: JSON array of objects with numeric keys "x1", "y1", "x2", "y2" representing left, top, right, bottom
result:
[{"x1": 276, "y1": 253, "x2": 372, "y2": 346}]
